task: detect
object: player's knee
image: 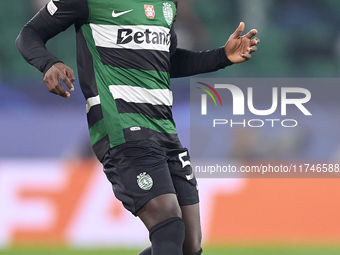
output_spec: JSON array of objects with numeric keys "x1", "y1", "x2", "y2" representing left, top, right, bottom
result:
[
  {"x1": 183, "y1": 236, "x2": 202, "y2": 255},
  {"x1": 183, "y1": 228, "x2": 202, "y2": 255},
  {"x1": 183, "y1": 221, "x2": 202, "y2": 254}
]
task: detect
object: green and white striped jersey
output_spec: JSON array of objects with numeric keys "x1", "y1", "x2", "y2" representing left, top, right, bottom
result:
[
  {"x1": 82, "y1": 0, "x2": 179, "y2": 161},
  {"x1": 17, "y1": 0, "x2": 233, "y2": 161}
]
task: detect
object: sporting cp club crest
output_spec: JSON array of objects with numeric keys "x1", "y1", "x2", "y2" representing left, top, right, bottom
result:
[
  {"x1": 137, "y1": 172, "x2": 153, "y2": 190},
  {"x1": 163, "y1": 2, "x2": 173, "y2": 26},
  {"x1": 144, "y1": 5, "x2": 155, "y2": 19}
]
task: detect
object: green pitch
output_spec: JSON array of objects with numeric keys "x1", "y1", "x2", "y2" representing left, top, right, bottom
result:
[{"x1": 1, "y1": 247, "x2": 340, "y2": 255}]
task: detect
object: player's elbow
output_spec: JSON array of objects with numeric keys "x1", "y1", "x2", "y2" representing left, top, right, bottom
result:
[
  {"x1": 15, "y1": 25, "x2": 37, "y2": 56},
  {"x1": 16, "y1": 35, "x2": 27, "y2": 60},
  {"x1": 15, "y1": 31, "x2": 22, "y2": 52},
  {"x1": 15, "y1": 26, "x2": 29, "y2": 53}
]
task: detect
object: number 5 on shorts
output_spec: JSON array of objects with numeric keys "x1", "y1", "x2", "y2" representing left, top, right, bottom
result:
[{"x1": 178, "y1": 151, "x2": 193, "y2": 180}]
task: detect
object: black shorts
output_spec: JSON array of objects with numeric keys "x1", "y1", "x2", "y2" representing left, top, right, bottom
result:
[{"x1": 102, "y1": 139, "x2": 199, "y2": 216}]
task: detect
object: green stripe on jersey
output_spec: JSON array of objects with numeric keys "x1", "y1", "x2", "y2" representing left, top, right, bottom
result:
[
  {"x1": 89, "y1": 119, "x2": 107, "y2": 146},
  {"x1": 120, "y1": 113, "x2": 177, "y2": 134}
]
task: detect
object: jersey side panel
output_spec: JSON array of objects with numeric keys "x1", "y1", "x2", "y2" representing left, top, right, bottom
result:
[{"x1": 81, "y1": 23, "x2": 126, "y2": 149}]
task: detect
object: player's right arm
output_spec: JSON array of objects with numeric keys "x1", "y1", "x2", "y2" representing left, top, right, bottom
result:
[
  {"x1": 169, "y1": 22, "x2": 259, "y2": 78},
  {"x1": 16, "y1": 0, "x2": 88, "y2": 98}
]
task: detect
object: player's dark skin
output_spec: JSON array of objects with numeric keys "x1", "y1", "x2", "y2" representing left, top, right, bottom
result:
[{"x1": 44, "y1": 22, "x2": 259, "y2": 254}]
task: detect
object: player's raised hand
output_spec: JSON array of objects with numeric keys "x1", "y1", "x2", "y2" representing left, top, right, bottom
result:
[
  {"x1": 224, "y1": 22, "x2": 260, "y2": 63},
  {"x1": 43, "y1": 62, "x2": 75, "y2": 98}
]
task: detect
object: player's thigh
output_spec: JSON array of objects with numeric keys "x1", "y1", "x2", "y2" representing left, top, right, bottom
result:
[
  {"x1": 181, "y1": 203, "x2": 202, "y2": 254},
  {"x1": 138, "y1": 193, "x2": 182, "y2": 230}
]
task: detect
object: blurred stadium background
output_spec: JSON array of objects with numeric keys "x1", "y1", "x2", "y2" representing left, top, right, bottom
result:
[{"x1": 1, "y1": 0, "x2": 340, "y2": 254}]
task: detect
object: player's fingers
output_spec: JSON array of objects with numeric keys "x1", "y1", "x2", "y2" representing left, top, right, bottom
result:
[
  {"x1": 248, "y1": 46, "x2": 257, "y2": 53},
  {"x1": 66, "y1": 68, "x2": 75, "y2": 91},
  {"x1": 55, "y1": 83, "x2": 70, "y2": 98},
  {"x1": 231, "y1": 22, "x2": 245, "y2": 38},
  {"x1": 250, "y1": 37, "x2": 260, "y2": 46},
  {"x1": 244, "y1": 29, "x2": 258, "y2": 39},
  {"x1": 241, "y1": 53, "x2": 252, "y2": 60},
  {"x1": 61, "y1": 73, "x2": 74, "y2": 92},
  {"x1": 49, "y1": 87, "x2": 59, "y2": 95},
  {"x1": 49, "y1": 85, "x2": 66, "y2": 97}
]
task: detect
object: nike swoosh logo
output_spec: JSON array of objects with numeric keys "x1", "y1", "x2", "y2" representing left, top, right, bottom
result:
[{"x1": 112, "y1": 9, "x2": 133, "y2": 18}]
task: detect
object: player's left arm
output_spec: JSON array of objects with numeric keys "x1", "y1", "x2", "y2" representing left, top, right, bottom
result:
[{"x1": 170, "y1": 22, "x2": 260, "y2": 78}]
